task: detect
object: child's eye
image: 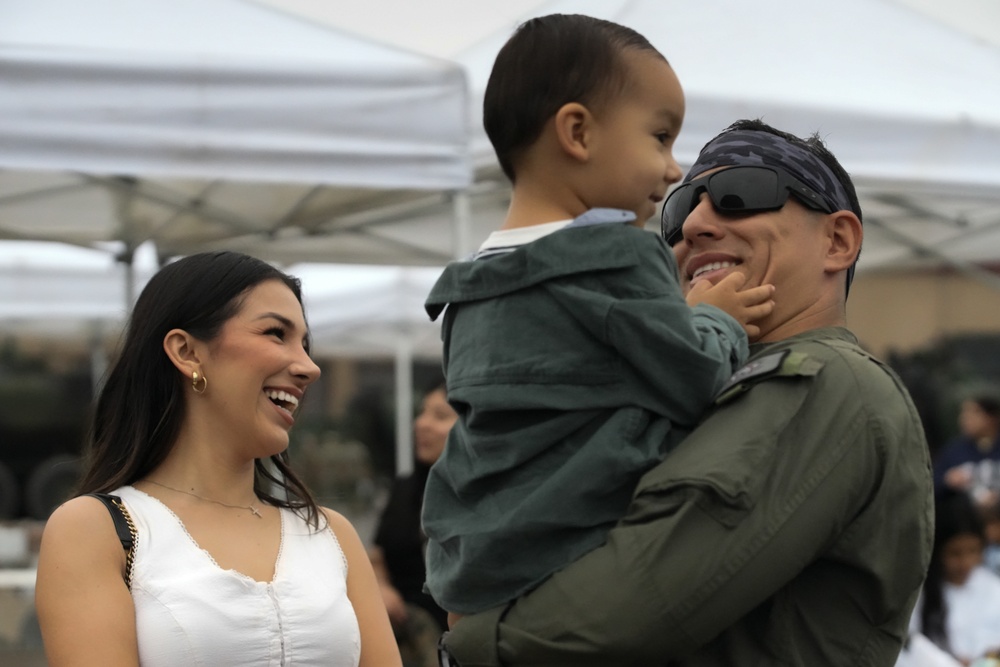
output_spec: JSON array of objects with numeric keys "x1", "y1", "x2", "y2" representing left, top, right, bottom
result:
[
  {"x1": 264, "y1": 326, "x2": 286, "y2": 340},
  {"x1": 655, "y1": 132, "x2": 671, "y2": 145}
]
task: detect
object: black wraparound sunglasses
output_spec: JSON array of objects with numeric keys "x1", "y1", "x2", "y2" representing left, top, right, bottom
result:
[{"x1": 660, "y1": 165, "x2": 834, "y2": 245}]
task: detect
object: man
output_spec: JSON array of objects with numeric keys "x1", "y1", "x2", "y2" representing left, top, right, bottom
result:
[{"x1": 439, "y1": 119, "x2": 934, "y2": 666}]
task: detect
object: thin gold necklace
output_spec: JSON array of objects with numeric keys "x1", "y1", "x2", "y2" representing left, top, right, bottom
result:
[{"x1": 144, "y1": 480, "x2": 262, "y2": 518}]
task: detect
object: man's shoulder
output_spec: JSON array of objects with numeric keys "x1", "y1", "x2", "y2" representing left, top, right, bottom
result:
[
  {"x1": 717, "y1": 327, "x2": 909, "y2": 408},
  {"x1": 760, "y1": 328, "x2": 893, "y2": 381}
]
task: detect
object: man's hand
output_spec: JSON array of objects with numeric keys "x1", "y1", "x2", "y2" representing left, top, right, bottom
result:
[{"x1": 686, "y1": 272, "x2": 775, "y2": 337}]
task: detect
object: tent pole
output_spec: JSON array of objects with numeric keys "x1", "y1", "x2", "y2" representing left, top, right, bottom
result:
[
  {"x1": 114, "y1": 243, "x2": 136, "y2": 314},
  {"x1": 108, "y1": 177, "x2": 141, "y2": 313},
  {"x1": 394, "y1": 338, "x2": 414, "y2": 478},
  {"x1": 451, "y1": 190, "x2": 471, "y2": 260},
  {"x1": 125, "y1": 253, "x2": 136, "y2": 311},
  {"x1": 89, "y1": 322, "x2": 109, "y2": 397}
]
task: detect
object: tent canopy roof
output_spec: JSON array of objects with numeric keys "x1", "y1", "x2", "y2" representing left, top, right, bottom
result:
[
  {"x1": 1, "y1": 0, "x2": 471, "y2": 189},
  {"x1": 0, "y1": 0, "x2": 474, "y2": 266}
]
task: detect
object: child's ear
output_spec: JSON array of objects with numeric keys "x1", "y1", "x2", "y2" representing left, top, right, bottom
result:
[{"x1": 553, "y1": 102, "x2": 593, "y2": 163}]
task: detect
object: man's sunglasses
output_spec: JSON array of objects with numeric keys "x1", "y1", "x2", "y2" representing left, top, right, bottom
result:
[{"x1": 660, "y1": 165, "x2": 834, "y2": 245}]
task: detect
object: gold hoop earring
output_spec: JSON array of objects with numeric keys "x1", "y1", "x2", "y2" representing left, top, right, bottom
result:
[{"x1": 192, "y1": 371, "x2": 208, "y2": 395}]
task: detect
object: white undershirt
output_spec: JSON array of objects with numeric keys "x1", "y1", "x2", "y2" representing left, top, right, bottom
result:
[{"x1": 477, "y1": 219, "x2": 573, "y2": 252}]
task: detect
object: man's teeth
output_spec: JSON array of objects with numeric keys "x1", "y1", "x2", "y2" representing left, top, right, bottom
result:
[
  {"x1": 692, "y1": 261, "x2": 736, "y2": 279},
  {"x1": 265, "y1": 390, "x2": 299, "y2": 411}
]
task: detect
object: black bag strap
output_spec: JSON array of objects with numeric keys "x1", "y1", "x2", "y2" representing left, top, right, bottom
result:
[
  {"x1": 87, "y1": 493, "x2": 136, "y2": 588},
  {"x1": 88, "y1": 493, "x2": 133, "y2": 552}
]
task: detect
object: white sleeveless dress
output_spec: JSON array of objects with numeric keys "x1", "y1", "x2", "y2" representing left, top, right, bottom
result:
[{"x1": 114, "y1": 485, "x2": 361, "y2": 667}]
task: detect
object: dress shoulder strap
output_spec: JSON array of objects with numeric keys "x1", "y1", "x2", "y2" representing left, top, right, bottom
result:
[{"x1": 86, "y1": 493, "x2": 137, "y2": 589}]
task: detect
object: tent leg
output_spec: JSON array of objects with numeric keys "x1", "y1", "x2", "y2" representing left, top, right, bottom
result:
[
  {"x1": 451, "y1": 190, "x2": 471, "y2": 260},
  {"x1": 124, "y1": 251, "x2": 136, "y2": 311},
  {"x1": 90, "y1": 323, "x2": 108, "y2": 397},
  {"x1": 394, "y1": 340, "x2": 414, "y2": 478}
]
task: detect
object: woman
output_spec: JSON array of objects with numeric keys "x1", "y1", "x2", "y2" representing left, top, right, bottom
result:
[
  {"x1": 35, "y1": 251, "x2": 401, "y2": 667},
  {"x1": 370, "y1": 383, "x2": 456, "y2": 666},
  {"x1": 907, "y1": 491, "x2": 1000, "y2": 664}
]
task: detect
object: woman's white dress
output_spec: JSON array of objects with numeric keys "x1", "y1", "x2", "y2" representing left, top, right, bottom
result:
[{"x1": 114, "y1": 485, "x2": 361, "y2": 667}]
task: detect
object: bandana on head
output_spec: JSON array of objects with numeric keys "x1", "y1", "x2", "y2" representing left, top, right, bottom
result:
[
  {"x1": 686, "y1": 127, "x2": 859, "y2": 296},
  {"x1": 686, "y1": 129, "x2": 854, "y2": 216}
]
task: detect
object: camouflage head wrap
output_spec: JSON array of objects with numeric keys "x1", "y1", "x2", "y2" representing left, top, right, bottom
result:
[{"x1": 686, "y1": 129, "x2": 853, "y2": 216}]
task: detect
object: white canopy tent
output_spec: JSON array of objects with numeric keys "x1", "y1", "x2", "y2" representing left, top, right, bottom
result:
[
  {"x1": 0, "y1": 0, "x2": 473, "y2": 272},
  {"x1": 436, "y1": 0, "x2": 1000, "y2": 280}
]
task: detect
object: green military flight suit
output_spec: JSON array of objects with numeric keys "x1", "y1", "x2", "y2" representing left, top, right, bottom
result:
[{"x1": 443, "y1": 327, "x2": 934, "y2": 666}]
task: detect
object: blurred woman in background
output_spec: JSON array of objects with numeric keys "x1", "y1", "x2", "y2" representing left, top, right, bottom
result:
[{"x1": 370, "y1": 382, "x2": 456, "y2": 667}]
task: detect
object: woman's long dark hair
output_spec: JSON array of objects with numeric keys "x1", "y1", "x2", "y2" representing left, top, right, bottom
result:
[
  {"x1": 920, "y1": 490, "x2": 986, "y2": 651},
  {"x1": 76, "y1": 251, "x2": 322, "y2": 527}
]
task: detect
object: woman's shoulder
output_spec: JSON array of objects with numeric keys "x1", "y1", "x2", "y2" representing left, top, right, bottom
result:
[
  {"x1": 39, "y1": 495, "x2": 129, "y2": 568},
  {"x1": 318, "y1": 507, "x2": 368, "y2": 567},
  {"x1": 319, "y1": 507, "x2": 361, "y2": 542},
  {"x1": 46, "y1": 494, "x2": 120, "y2": 534}
]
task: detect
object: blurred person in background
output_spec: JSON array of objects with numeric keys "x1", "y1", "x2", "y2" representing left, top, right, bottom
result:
[
  {"x1": 35, "y1": 251, "x2": 400, "y2": 667},
  {"x1": 935, "y1": 393, "x2": 1000, "y2": 507},
  {"x1": 369, "y1": 382, "x2": 456, "y2": 667},
  {"x1": 905, "y1": 491, "x2": 1000, "y2": 665}
]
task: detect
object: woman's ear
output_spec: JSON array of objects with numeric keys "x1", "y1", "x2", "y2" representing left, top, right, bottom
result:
[
  {"x1": 823, "y1": 211, "x2": 863, "y2": 275},
  {"x1": 163, "y1": 329, "x2": 202, "y2": 378},
  {"x1": 553, "y1": 102, "x2": 594, "y2": 163}
]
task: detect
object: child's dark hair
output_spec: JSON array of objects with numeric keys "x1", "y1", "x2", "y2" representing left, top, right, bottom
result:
[{"x1": 483, "y1": 13, "x2": 666, "y2": 183}]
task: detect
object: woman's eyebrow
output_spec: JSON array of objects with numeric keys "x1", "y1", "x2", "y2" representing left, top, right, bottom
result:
[{"x1": 255, "y1": 312, "x2": 296, "y2": 328}]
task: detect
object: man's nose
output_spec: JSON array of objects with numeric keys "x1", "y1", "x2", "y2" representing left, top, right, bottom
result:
[{"x1": 680, "y1": 192, "x2": 725, "y2": 242}]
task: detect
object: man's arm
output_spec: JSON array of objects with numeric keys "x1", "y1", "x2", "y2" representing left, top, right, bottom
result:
[{"x1": 444, "y1": 346, "x2": 888, "y2": 665}]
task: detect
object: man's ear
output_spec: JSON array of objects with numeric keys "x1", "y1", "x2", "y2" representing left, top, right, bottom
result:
[
  {"x1": 823, "y1": 211, "x2": 863, "y2": 275},
  {"x1": 552, "y1": 102, "x2": 594, "y2": 163},
  {"x1": 163, "y1": 328, "x2": 202, "y2": 378}
]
